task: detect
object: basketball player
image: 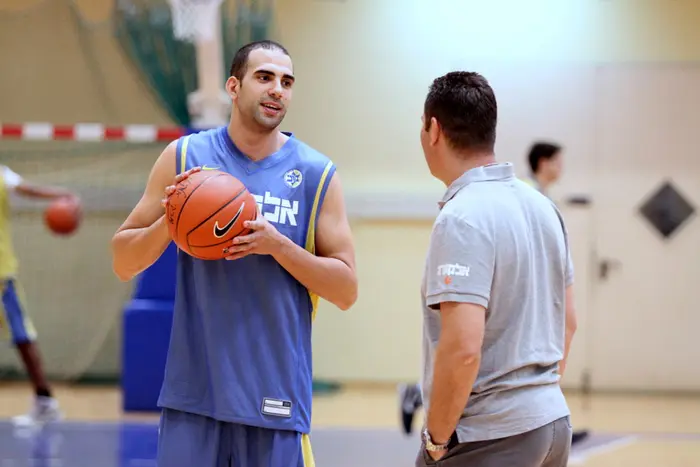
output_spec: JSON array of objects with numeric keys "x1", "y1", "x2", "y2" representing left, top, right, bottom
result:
[
  {"x1": 111, "y1": 40, "x2": 357, "y2": 467},
  {"x1": 415, "y1": 72, "x2": 576, "y2": 466},
  {"x1": 524, "y1": 141, "x2": 563, "y2": 196},
  {"x1": 0, "y1": 164, "x2": 80, "y2": 426}
]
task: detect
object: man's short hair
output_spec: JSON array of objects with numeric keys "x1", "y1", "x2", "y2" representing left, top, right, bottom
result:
[
  {"x1": 423, "y1": 71, "x2": 498, "y2": 153},
  {"x1": 527, "y1": 142, "x2": 561, "y2": 174},
  {"x1": 229, "y1": 40, "x2": 291, "y2": 80}
]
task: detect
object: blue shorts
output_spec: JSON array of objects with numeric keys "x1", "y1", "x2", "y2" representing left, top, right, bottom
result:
[
  {"x1": 157, "y1": 408, "x2": 315, "y2": 467},
  {"x1": 0, "y1": 279, "x2": 36, "y2": 344}
]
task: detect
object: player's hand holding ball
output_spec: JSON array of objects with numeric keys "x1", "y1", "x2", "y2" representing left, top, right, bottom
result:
[
  {"x1": 164, "y1": 167, "x2": 258, "y2": 260},
  {"x1": 223, "y1": 215, "x2": 286, "y2": 261},
  {"x1": 161, "y1": 166, "x2": 202, "y2": 209}
]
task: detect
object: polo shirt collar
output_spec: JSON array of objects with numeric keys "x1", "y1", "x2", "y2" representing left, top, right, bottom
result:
[{"x1": 439, "y1": 162, "x2": 515, "y2": 208}]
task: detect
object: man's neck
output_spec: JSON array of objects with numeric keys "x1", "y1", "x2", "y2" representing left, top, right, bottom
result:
[
  {"x1": 534, "y1": 173, "x2": 552, "y2": 191},
  {"x1": 442, "y1": 153, "x2": 496, "y2": 187},
  {"x1": 227, "y1": 117, "x2": 286, "y2": 162}
]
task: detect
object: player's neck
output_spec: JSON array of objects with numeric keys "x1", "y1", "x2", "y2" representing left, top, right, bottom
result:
[
  {"x1": 534, "y1": 173, "x2": 552, "y2": 190},
  {"x1": 226, "y1": 121, "x2": 287, "y2": 162}
]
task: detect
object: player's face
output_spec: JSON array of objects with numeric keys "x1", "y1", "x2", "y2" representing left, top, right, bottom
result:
[
  {"x1": 544, "y1": 152, "x2": 563, "y2": 182},
  {"x1": 234, "y1": 48, "x2": 294, "y2": 131}
]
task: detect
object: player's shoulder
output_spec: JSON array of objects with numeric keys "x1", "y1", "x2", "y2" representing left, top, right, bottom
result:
[
  {"x1": 0, "y1": 165, "x2": 17, "y2": 177},
  {"x1": 183, "y1": 127, "x2": 219, "y2": 145},
  {"x1": 289, "y1": 134, "x2": 333, "y2": 167}
]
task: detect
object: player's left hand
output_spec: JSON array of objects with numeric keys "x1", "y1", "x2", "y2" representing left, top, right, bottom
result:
[{"x1": 223, "y1": 216, "x2": 285, "y2": 260}]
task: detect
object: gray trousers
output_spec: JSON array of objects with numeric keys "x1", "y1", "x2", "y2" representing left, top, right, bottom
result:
[{"x1": 416, "y1": 416, "x2": 572, "y2": 467}]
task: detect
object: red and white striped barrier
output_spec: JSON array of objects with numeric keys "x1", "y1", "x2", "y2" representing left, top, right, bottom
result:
[{"x1": 0, "y1": 123, "x2": 187, "y2": 142}]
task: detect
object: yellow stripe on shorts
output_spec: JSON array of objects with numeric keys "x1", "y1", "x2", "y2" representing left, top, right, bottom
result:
[{"x1": 301, "y1": 433, "x2": 315, "y2": 467}]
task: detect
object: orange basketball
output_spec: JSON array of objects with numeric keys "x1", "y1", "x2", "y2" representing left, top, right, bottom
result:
[
  {"x1": 165, "y1": 170, "x2": 258, "y2": 260},
  {"x1": 44, "y1": 197, "x2": 81, "y2": 236}
]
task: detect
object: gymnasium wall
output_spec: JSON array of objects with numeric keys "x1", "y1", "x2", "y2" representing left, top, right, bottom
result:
[
  {"x1": 273, "y1": 0, "x2": 700, "y2": 388},
  {"x1": 0, "y1": 0, "x2": 698, "y2": 391}
]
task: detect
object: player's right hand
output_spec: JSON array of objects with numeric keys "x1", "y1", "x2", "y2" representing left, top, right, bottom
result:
[{"x1": 161, "y1": 166, "x2": 201, "y2": 208}]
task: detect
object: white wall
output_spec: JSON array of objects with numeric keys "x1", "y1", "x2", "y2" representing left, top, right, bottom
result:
[{"x1": 272, "y1": 0, "x2": 700, "y2": 390}]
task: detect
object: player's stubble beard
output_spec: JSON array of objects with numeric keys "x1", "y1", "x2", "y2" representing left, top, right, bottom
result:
[{"x1": 250, "y1": 98, "x2": 286, "y2": 134}]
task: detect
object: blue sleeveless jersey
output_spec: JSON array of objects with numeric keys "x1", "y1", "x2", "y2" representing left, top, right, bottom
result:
[{"x1": 158, "y1": 127, "x2": 336, "y2": 434}]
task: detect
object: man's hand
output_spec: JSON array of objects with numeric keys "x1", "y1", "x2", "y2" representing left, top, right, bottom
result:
[
  {"x1": 224, "y1": 216, "x2": 286, "y2": 260},
  {"x1": 427, "y1": 448, "x2": 448, "y2": 462},
  {"x1": 161, "y1": 166, "x2": 201, "y2": 208}
]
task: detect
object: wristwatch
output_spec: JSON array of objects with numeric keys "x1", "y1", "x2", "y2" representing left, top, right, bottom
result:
[{"x1": 422, "y1": 428, "x2": 450, "y2": 452}]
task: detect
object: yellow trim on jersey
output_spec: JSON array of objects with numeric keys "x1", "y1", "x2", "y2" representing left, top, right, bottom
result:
[
  {"x1": 173, "y1": 135, "x2": 192, "y2": 256},
  {"x1": 179, "y1": 135, "x2": 191, "y2": 174},
  {"x1": 300, "y1": 434, "x2": 315, "y2": 467},
  {"x1": 0, "y1": 172, "x2": 18, "y2": 279},
  {"x1": 304, "y1": 161, "x2": 334, "y2": 322}
]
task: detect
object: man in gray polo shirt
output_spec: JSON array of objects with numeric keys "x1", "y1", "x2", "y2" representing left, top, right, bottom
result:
[{"x1": 415, "y1": 71, "x2": 578, "y2": 467}]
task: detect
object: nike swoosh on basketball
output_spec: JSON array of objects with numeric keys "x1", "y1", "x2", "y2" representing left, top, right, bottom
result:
[
  {"x1": 202, "y1": 165, "x2": 220, "y2": 170},
  {"x1": 213, "y1": 203, "x2": 245, "y2": 238}
]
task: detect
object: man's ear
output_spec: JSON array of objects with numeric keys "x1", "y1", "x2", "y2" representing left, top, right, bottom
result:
[
  {"x1": 429, "y1": 117, "x2": 441, "y2": 146},
  {"x1": 225, "y1": 76, "x2": 239, "y2": 101}
]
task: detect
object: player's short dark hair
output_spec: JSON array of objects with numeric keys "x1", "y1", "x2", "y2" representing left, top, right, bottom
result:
[
  {"x1": 527, "y1": 142, "x2": 561, "y2": 174},
  {"x1": 229, "y1": 40, "x2": 291, "y2": 81},
  {"x1": 423, "y1": 71, "x2": 497, "y2": 153}
]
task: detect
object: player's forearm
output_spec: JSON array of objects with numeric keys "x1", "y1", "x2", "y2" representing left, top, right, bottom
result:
[
  {"x1": 16, "y1": 183, "x2": 75, "y2": 200},
  {"x1": 427, "y1": 340, "x2": 481, "y2": 444},
  {"x1": 111, "y1": 216, "x2": 171, "y2": 282},
  {"x1": 272, "y1": 236, "x2": 357, "y2": 310}
]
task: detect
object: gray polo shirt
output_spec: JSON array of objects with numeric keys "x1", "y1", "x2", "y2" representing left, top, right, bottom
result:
[{"x1": 420, "y1": 162, "x2": 573, "y2": 443}]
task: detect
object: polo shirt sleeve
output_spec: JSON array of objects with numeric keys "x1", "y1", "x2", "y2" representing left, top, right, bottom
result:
[
  {"x1": 425, "y1": 213, "x2": 495, "y2": 310},
  {"x1": 565, "y1": 247, "x2": 574, "y2": 287}
]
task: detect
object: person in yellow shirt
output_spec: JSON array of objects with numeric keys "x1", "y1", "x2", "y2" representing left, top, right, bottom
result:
[{"x1": 0, "y1": 164, "x2": 80, "y2": 426}]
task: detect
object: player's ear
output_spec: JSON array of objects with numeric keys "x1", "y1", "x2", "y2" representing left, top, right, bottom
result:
[{"x1": 225, "y1": 76, "x2": 239, "y2": 100}]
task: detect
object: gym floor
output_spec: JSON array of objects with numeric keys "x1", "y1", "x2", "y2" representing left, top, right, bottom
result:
[{"x1": 0, "y1": 382, "x2": 698, "y2": 466}]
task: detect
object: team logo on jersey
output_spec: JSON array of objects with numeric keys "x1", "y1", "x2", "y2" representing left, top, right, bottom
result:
[
  {"x1": 283, "y1": 169, "x2": 303, "y2": 188},
  {"x1": 252, "y1": 192, "x2": 299, "y2": 226}
]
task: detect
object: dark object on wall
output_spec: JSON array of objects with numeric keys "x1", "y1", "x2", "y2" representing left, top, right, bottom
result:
[
  {"x1": 565, "y1": 195, "x2": 592, "y2": 206},
  {"x1": 638, "y1": 181, "x2": 695, "y2": 239}
]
